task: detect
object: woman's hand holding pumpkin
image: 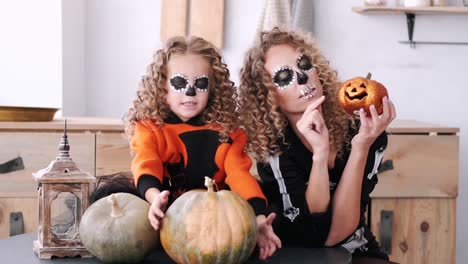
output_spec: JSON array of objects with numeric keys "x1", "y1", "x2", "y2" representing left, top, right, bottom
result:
[
  {"x1": 296, "y1": 96, "x2": 329, "y2": 155},
  {"x1": 352, "y1": 96, "x2": 396, "y2": 151},
  {"x1": 256, "y1": 213, "x2": 282, "y2": 260},
  {"x1": 147, "y1": 190, "x2": 170, "y2": 231}
]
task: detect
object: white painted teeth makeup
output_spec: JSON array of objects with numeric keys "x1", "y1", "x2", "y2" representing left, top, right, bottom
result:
[{"x1": 300, "y1": 84, "x2": 317, "y2": 99}]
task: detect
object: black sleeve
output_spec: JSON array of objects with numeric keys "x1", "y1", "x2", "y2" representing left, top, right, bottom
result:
[
  {"x1": 136, "y1": 174, "x2": 163, "y2": 198},
  {"x1": 257, "y1": 162, "x2": 282, "y2": 217},
  {"x1": 246, "y1": 198, "x2": 268, "y2": 216},
  {"x1": 360, "y1": 131, "x2": 388, "y2": 215},
  {"x1": 257, "y1": 159, "x2": 331, "y2": 223}
]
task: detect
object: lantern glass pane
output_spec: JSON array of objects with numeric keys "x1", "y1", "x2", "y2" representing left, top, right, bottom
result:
[{"x1": 50, "y1": 192, "x2": 80, "y2": 240}]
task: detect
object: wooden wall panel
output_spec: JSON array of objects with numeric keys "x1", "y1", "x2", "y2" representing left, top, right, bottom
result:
[
  {"x1": 0, "y1": 198, "x2": 38, "y2": 239},
  {"x1": 189, "y1": 0, "x2": 224, "y2": 48},
  {"x1": 161, "y1": 0, "x2": 188, "y2": 42},
  {"x1": 371, "y1": 198, "x2": 456, "y2": 264},
  {"x1": 95, "y1": 133, "x2": 132, "y2": 176},
  {"x1": 372, "y1": 134, "x2": 458, "y2": 198}
]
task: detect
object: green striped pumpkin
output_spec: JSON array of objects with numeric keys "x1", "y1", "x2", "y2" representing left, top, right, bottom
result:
[
  {"x1": 160, "y1": 177, "x2": 258, "y2": 264},
  {"x1": 79, "y1": 193, "x2": 159, "y2": 263}
]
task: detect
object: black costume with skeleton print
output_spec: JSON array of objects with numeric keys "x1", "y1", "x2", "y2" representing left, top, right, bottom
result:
[{"x1": 257, "y1": 121, "x2": 389, "y2": 260}]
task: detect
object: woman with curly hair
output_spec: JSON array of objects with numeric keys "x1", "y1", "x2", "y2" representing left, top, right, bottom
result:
[
  {"x1": 238, "y1": 27, "x2": 396, "y2": 263},
  {"x1": 125, "y1": 36, "x2": 280, "y2": 260}
]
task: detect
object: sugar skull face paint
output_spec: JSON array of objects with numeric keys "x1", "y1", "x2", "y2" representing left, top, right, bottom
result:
[
  {"x1": 169, "y1": 74, "x2": 209, "y2": 96},
  {"x1": 265, "y1": 44, "x2": 324, "y2": 115},
  {"x1": 166, "y1": 54, "x2": 210, "y2": 122},
  {"x1": 271, "y1": 54, "x2": 315, "y2": 90}
]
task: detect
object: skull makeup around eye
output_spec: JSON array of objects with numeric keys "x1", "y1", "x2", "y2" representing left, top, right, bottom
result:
[
  {"x1": 194, "y1": 75, "x2": 209, "y2": 92},
  {"x1": 272, "y1": 66, "x2": 295, "y2": 89},
  {"x1": 169, "y1": 74, "x2": 189, "y2": 92},
  {"x1": 297, "y1": 54, "x2": 314, "y2": 72}
]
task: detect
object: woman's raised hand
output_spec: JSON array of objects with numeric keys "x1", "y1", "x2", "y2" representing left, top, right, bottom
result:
[
  {"x1": 296, "y1": 96, "x2": 330, "y2": 154},
  {"x1": 352, "y1": 96, "x2": 396, "y2": 150}
]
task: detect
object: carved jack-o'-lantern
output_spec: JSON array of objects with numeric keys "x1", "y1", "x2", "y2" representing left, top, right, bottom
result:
[{"x1": 338, "y1": 73, "x2": 388, "y2": 116}]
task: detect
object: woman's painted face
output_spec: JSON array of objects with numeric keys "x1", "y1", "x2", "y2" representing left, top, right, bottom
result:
[
  {"x1": 264, "y1": 44, "x2": 324, "y2": 115},
  {"x1": 166, "y1": 53, "x2": 210, "y2": 122}
]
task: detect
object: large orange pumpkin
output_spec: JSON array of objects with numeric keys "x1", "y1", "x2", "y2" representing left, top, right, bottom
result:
[
  {"x1": 160, "y1": 177, "x2": 258, "y2": 264},
  {"x1": 79, "y1": 193, "x2": 159, "y2": 263},
  {"x1": 338, "y1": 73, "x2": 388, "y2": 116}
]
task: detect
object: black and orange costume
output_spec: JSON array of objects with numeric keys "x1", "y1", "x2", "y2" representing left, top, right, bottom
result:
[{"x1": 131, "y1": 113, "x2": 267, "y2": 214}]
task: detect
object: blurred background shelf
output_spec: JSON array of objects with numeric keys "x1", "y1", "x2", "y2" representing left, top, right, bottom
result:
[{"x1": 352, "y1": 6, "x2": 468, "y2": 15}]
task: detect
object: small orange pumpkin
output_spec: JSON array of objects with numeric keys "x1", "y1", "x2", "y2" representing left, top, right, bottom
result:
[
  {"x1": 160, "y1": 177, "x2": 258, "y2": 264},
  {"x1": 338, "y1": 73, "x2": 388, "y2": 116}
]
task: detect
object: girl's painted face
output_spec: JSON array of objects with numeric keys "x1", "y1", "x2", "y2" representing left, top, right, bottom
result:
[
  {"x1": 166, "y1": 53, "x2": 210, "y2": 122},
  {"x1": 264, "y1": 44, "x2": 324, "y2": 115}
]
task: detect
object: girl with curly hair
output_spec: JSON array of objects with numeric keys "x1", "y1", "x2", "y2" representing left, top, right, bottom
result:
[
  {"x1": 238, "y1": 27, "x2": 396, "y2": 263},
  {"x1": 125, "y1": 36, "x2": 280, "y2": 260}
]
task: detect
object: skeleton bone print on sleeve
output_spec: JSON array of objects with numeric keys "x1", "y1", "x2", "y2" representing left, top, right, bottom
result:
[
  {"x1": 367, "y1": 146, "x2": 385, "y2": 180},
  {"x1": 341, "y1": 226, "x2": 369, "y2": 253},
  {"x1": 269, "y1": 156, "x2": 300, "y2": 222}
]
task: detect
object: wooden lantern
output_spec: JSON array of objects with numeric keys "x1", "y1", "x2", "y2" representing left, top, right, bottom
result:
[{"x1": 32, "y1": 121, "x2": 95, "y2": 259}]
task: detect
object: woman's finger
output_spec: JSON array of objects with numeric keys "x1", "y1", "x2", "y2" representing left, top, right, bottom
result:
[
  {"x1": 389, "y1": 99, "x2": 397, "y2": 121},
  {"x1": 309, "y1": 111, "x2": 323, "y2": 134},
  {"x1": 359, "y1": 108, "x2": 369, "y2": 128},
  {"x1": 266, "y1": 213, "x2": 276, "y2": 225},
  {"x1": 380, "y1": 96, "x2": 390, "y2": 122},
  {"x1": 259, "y1": 247, "x2": 266, "y2": 260},
  {"x1": 303, "y1": 95, "x2": 325, "y2": 116},
  {"x1": 273, "y1": 235, "x2": 282, "y2": 248},
  {"x1": 369, "y1": 105, "x2": 379, "y2": 125},
  {"x1": 266, "y1": 243, "x2": 274, "y2": 258}
]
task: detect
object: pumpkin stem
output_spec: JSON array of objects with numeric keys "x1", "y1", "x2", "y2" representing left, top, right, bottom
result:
[
  {"x1": 109, "y1": 194, "x2": 123, "y2": 217},
  {"x1": 366, "y1": 72, "x2": 372, "y2": 79},
  {"x1": 204, "y1": 176, "x2": 215, "y2": 192}
]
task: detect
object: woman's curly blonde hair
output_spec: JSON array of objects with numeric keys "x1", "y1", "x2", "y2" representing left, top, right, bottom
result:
[
  {"x1": 125, "y1": 36, "x2": 238, "y2": 141},
  {"x1": 239, "y1": 27, "x2": 353, "y2": 162}
]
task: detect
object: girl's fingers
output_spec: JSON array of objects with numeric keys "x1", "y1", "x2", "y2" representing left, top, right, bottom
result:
[
  {"x1": 148, "y1": 210, "x2": 157, "y2": 223},
  {"x1": 152, "y1": 207, "x2": 164, "y2": 219}
]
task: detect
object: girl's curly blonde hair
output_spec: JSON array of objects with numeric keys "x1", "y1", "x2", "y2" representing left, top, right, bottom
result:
[
  {"x1": 125, "y1": 36, "x2": 238, "y2": 141},
  {"x1": 239, "y1": 27, "x2": 353, "y2": 162}
]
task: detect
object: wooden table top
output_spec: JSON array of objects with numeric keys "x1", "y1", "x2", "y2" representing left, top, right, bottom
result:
[{"x1": 0, "y1": 233, "x2": 352, "y2": 264}]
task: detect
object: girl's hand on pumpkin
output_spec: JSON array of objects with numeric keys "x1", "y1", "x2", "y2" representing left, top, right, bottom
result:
[
  {"x1": 297, "y1": 96, "x2": 330, "y2": 154},
  {"x1": 352, "y1": 97, "x2": 396, "y2": 150},
  {"x1": 148, "y1": 190, "x2": 170, "y2": 231},
  {"x1": 256, "y1": 213, "x2": 282, "y2": 260}
]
